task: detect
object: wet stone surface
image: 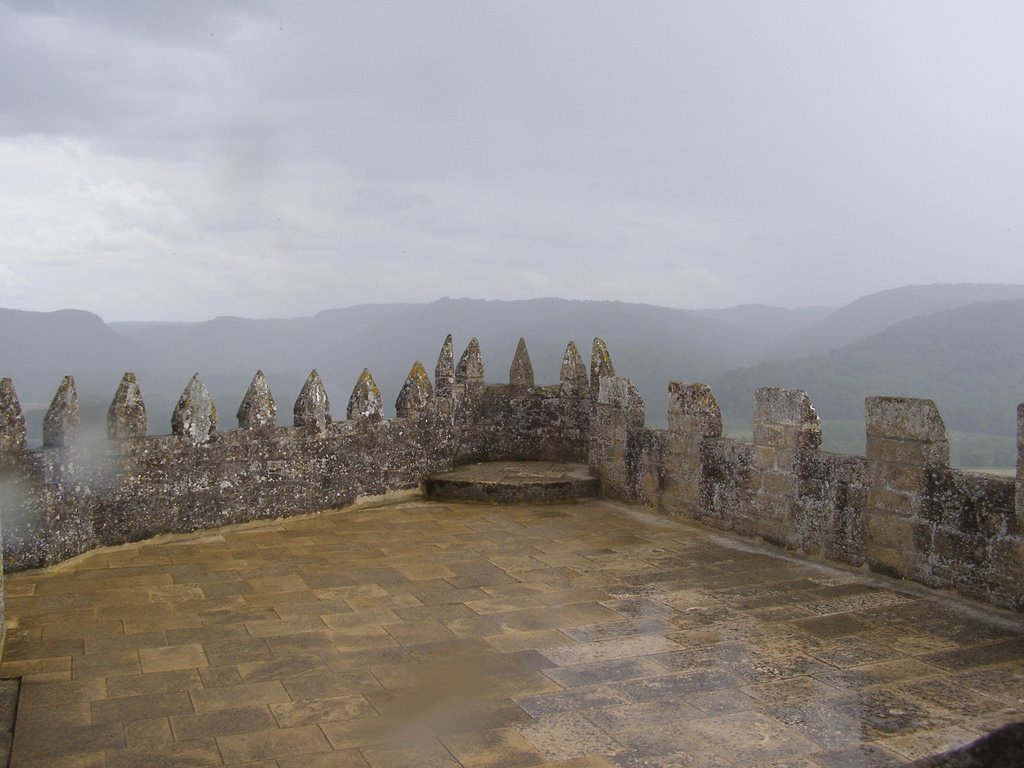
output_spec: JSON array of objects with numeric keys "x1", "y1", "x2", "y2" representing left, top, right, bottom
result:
[
  {"x1": 426, "y1": 461, "x2": 600, "y2": 504},
  {"x1": 2, "y1": 498, "x2": 1023, "y2": 767}
]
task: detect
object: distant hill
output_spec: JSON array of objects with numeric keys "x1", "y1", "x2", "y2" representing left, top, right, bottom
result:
[
  {"x1": 690, "y1": 304, "x2": 836, "y2": 347},
  {"x1": 5, "y1": 298, "x2": 783, "y2": 437},
  {"x1": 709, "y1": 298, "x2": 1024, "y2": 438},
  {"x1": 765, "y1": 283, "x2": 1024, "y2": 360},
  {"x1": 0, "y1": 308, "x2": 146, "y2": 406},
  {"x1": 4, "y1": 285, "x2": 1022, "y2": 446}
]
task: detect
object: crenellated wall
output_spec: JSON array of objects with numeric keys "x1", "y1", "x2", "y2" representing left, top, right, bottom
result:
[
  {"x1": 1, "y1": 335, "x2": 1023, "y2": 615},
  {"x1": 0, "y1": 335, "x2": 591, "y2": 573},
  {"x1": 590, "y1": 376, "x2": 1024, "y2": 611}
]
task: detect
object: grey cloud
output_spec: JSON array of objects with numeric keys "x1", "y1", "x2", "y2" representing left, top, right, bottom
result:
[{"x1": 0, "y1": 1, "x2": 1022, "y2": 320}]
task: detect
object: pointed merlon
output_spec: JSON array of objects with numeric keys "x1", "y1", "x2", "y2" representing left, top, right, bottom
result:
[
  {"x1": 559, "y1": 341, "x2": 588, "y2": 397},
  {"x1": 347, "y1": 368, "x2": 383, "y2": 420},
  {"x1": 43, "y1": 375, "x2": 80, "y2": 448},
  {"x1": 294, "y1": 369, "x2": 331, "y2": 433},
  {"x1": 172, "y1": 373, "x2": 217, "y2": 444},
  {"x1": 434, "y1": 334, "x2": 455, "y2": 397},
  {"x1": 0, "y1": 377, "x2": 27, "y2": 452},
  {"x1": 509, "y1": 337, "x2": 534, "y2": 387},
  {"x1": 455, "y1": 337, "x2": 484, "y2": 384},
  {"x1": 396, "y1": 361, "x2": 435, "y2": 417},
  {"x1": 237, "y1": 370, "x2": 277, "y2": 429},
  {"x1": 590, "y1": 337, "x2": 615, "y2": 395},
  {"x1": 107, "y1": 372, "x2": 148, "y2": 440}
]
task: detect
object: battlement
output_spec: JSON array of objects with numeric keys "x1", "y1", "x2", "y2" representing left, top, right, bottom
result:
[{"x1": 1, "y1": 335, "x2": 1023, "y2": 622}]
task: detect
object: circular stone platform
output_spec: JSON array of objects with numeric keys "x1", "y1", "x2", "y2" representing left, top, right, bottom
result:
[{"x1": 424, "y1": 461, "x2": 599, "y2": 503}]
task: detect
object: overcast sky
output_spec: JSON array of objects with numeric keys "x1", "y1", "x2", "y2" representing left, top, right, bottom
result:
[{"x1": 1, "y1": 1, "x2": 1022, "y2": 321}]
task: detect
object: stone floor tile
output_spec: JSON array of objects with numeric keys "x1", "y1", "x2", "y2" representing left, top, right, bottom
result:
[
  {"x1": 139, "y1": 642, "x2": 209, "y2": 673},
  {"x1": 105, "y1": 738, "x2": 224, "y2": 768},
  {"x1": 11, "y1": 721, "x2": 125, "y2": 761},
  {"x1": 484, "y1": 629, "x2": 575, "y2": 654},
  {"x1": 278, "y1": 750, "x2": 371, "y2": 767},
  {"x1": 72, "y1": 650, "x2": 141, "y2": 679},
  {"x1": 190, "y1": 680, "x2": 291, "y2": 712},
  {"x1": 17, "y1": 678, "x2": 108, "y2": 709},
  {"x1": 91, "y1": 690, "x2": 194, "y2": 724},
  {"x1": 270, "y1": 694, "x2": 374, "y2": 727},
  {"x1": 360, "y1": 736, "x2": 460, "y2": 768},
  {"x1": 542, "y1": 657, "x2": 666, "y2": 689},
  {"x1": 441, "y1": 727, "x2": 547, "y2": 767},
  {"x1": 171, "y1": 705, "x2": 277, "y2": 741},
  {"x1": 815, "y1": 658, "x2": 942, "y2": 690},
  {"x1": 542, "y1": 636, "x2": 681, "y2": 667},
  {"x1": 124, "y1": 717, "x2": 174, "y2": 749},
  {"x1": 216, "y1": 724, "x2": 333, "y2": 763},
  {"x1": 519, "y1": 712, "x2": 623, "y2": 761},
  {"x1": 684, "y1": 710, "x2": 820, "y2": 763},
  {"x1": 515, "y1": 685, "x2": 633, "y2": 718}
]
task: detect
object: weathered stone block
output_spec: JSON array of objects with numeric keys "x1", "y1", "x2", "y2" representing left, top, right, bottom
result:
[
  {"x1": 293, "y1": 369, "x2": 331, "y2": 433},
  {"x1": 559, "y1": 341, "x2": 588, "y2": 397},
  {"x1": 435, "y1": 334, "x2": 455, "y2": 397},
  {"x1": 590, "y1": 337, "x2": 615, "y2": 397},
  {"x1": 865, "y1": 396, "x2": 948, "y2": 445},
  {"x1": 396, "y1": 361, "x2": 434, "y2": 417},
  {"x1": 347, "y1": 369, "x2": 383, "y2": 420},
  {"x1": 760, "y1": 470, "x2": 797, "y2": 499},
  {"x1": 867, "y1": 487, "x2": 915, "y2": 516},
  {"x1": 171, "y1": 373, "x2": 217, "y2": 444},
  {"x1": 666, "y1": 382, "x2": 722, "y2": 438},
  {"x1": 108, "y1": 372, "x2": 147, "y2": 440},
  {"x1": 865, "y1": 513, "x2": 915, "y2": 578},
  {"x1": 991, "y1": 537, "x2": 1024, "y2": 608},
  {"x1": 753, "y1": 424, "x2": 787, "y2": 449},
  {"x1": 42, "y1": 376, "x2": 79, "y2": 448},
  {"x1": 0, "y1": 377, "x2": 26, "y2": 453},
  {"x1": 456, "y1": 338, "x2": 485, "y2": 390},
  {"x1": 753, "y1": 388, "x2": 821, "y2": 450},
  {"x1": 508, "y1": 337, "x2": 534, "y2": 387},
  {"x1": 237, "y1": 370, "x2": 277, "y2": 430}
]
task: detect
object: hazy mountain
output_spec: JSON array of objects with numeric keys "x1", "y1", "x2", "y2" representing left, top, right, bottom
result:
[
  {"x1": 708, "y1": 298, "x2": 1024, "y2": 438},
  {"x1": 765, "y1": 283, "x2": 1024, "y2": 360},
  {"x1": 4, "y1": 285, "x2": 1022, "y2": 445},
  {"x1": 5, "y1": 298, "x2": 777, "y2": 437},
  {"x1": 0, "y1": 308, "x2": 147, "y2": 406},
  {"x1": 690, "y1": 304, "x2": 836, "y2": 346}
]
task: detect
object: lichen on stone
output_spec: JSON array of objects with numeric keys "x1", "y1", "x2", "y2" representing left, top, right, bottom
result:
[
  {"x1": 590, "y1": 337, "x2": 615, "y2": 396},
  {"x1": 108, "y1": 372, "x2": 147, "y2": 441},
  {"x1": 0, "y1": 377, "x2": 27, "y2": 452},
  {"x1": 294, "y1": 369, "x2": 331, "y2": 433},
  {"x1": 172, "y1": 373, "x2": 217, "y2": 444},
  {"x1": 509, "y1": 337, "x2": 534, "y2": 387},
  {"x1": 347, "y1": 368, "x2": 383, "y2": 420},
  {"x1": 396, "y1": 361, "x2": 434, "y2": 417},
  {"x1": 456, "y1": 337, "x2": 484, "y2": 384},
  {"x1": 237, "y1": 370, "x2": 277, "y2": 430},
  {"x1": 435, "y1": 334, "x2": 455, "y2": 397},
  {"x1": 559, "y1": 341, "x2": 588, "y2": 397}
]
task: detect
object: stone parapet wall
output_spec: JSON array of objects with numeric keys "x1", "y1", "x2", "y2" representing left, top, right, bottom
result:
[
  {"x1": 2, "y1": 336, "x2": 1023, "y2": 614},
  {"x1": 590, "y1": 379, "x2": 1024, "y2": 612},
  {"x1": 0, "y1": 336, "x2": 594, "y2": 573}
]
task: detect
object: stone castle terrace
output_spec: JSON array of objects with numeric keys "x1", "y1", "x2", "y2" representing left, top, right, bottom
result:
[
  {"x1": 2, "y1": 334, "x2": 1024, "y2": 765},
  {"x1": 3, "y1": 488, "x2": 1023, "y2": 767}
]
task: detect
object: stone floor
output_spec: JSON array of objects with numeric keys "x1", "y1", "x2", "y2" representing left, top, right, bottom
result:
[{"x1": 2, "y1": 497, "x2": 1024, "y2": 767}]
